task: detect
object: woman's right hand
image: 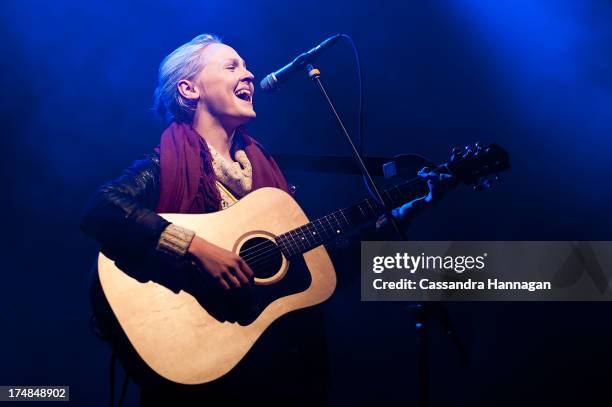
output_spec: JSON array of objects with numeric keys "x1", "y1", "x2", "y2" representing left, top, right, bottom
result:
[{"x1": 187, "y1": 236, "x2": 254, "y2": 290}]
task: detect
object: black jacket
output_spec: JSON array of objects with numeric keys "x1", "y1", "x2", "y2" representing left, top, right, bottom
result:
[
  {"x1": 80, "y1": 152, "x2": 170, "y2": 264},
  {"x1": 81, "y1": 151, "x2": 183, "y2": 386}
]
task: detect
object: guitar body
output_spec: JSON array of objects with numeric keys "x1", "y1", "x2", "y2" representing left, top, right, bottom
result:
[{"x1": 97, "y1": 187, "x2": 336, "y2": 385}]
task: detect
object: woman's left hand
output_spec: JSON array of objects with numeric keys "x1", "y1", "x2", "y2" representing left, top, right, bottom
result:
[
  {"x1": 393, "y1": 166, "x2": 456, "y2": 219},
  {"x1": 376, "y1": 166, "x2": 456, "y2": 229}
]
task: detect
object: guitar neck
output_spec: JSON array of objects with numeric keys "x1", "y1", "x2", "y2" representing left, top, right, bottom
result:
[{"x1": 276, "y1": 176, "x2": 430, "y2": 258}]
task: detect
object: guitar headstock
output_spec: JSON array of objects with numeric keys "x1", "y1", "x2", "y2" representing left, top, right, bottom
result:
[{"x1": 447, "y1": 142, "x2": 510, "y2": 189}]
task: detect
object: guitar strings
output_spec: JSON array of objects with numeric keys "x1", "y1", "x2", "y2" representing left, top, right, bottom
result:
[
  {"x1": 238, "y1": 176, "x2": 427, "y2": 263},
  {"x1": 238, "y1": 194, "x2": 387, "y2": 260},
  {"x1": 238, "y1": 206, "x2": 350, "y2": 258},
  {"x1": 241, "y1": 215, "x2": 343, "y2": 261},
  {"x1": 236, "y1": 151, "x2": 495, "y2": 268},
  {"x1": 241, "y1": 185, "x2": 426, "y2": 269},
  {"x1": 240, "y1": 184, "x2": 417, "y2": 262},
  {"x1": 241, "y1": 217, "x2": 345, "y2": 268},
  {"x1": 240, "y1": 198, "x2": 380, "y2": 264}
]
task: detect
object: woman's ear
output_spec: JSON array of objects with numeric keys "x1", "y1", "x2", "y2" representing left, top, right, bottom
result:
[{"x1": 177, "y1": 79, "x2": 199, "y2": 101}]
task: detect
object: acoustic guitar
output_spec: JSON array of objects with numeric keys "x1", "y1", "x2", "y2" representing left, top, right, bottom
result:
[{"x1": 97, "y1": 143, "x2": 509, "y2": 384}]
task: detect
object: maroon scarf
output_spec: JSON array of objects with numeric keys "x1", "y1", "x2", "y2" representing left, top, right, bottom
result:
[{"x1": 155, "y1": 122, "x2": 290, "y2": 214}]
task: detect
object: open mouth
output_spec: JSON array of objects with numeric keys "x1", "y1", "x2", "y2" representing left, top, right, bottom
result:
[{"x1": 234, "y1": 89, "x2": 252, "y2": 103}]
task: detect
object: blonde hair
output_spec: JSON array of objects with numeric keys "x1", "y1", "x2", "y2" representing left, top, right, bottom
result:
[{"x1": 153, "y1": 34, "x2": 222, "y2": 123}]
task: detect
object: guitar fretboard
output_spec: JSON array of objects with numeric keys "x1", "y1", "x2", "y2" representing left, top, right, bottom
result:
[{"x1": 276, "y1": 176, "x2": 430, "y2": 257}]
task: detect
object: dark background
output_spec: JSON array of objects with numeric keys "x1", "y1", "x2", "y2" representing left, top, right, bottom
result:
[{"x1": 1, "y1": 0, "x2": 611, "y2": 405}]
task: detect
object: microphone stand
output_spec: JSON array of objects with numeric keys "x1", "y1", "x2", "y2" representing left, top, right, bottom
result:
[
  {"x1": 305, "y1": 64, "x2": 468, "y2": 407},
  {"x1": 305, "y1": 64, "x2": 405, "y2": 237}
]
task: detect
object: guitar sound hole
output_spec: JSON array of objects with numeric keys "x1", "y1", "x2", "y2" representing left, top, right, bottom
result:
[{"x1": 240, "y1": 237, "x2": 283, "y2": 280}]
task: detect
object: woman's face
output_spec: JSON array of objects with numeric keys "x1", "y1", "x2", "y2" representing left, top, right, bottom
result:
[{"x1": 192, "y1": 43, "x2": 256, "y2": 127}]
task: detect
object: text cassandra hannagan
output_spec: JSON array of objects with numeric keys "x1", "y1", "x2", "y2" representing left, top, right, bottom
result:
[{"x1": 372, "y1": 279, "x2": 551, "y2": 291}]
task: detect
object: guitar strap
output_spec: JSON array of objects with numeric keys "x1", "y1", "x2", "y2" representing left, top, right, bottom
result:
[{"x1": 215, "y1": 180, "x2": 240, "y2": 210}]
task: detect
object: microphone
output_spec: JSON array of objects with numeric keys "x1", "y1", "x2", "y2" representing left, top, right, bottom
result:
[{"x1": 259, "y1": 34, "x2": 342, "y2": 92}]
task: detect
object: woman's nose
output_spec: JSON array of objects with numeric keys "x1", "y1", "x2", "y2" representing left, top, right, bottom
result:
[{"x1": 242, "y1": 69, "x2": 255, "y2": 82}]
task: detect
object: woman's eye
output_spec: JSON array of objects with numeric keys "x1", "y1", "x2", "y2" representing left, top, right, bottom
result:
[{"x1": 227, "y1": 65, "x2": 236, "y2": 71}]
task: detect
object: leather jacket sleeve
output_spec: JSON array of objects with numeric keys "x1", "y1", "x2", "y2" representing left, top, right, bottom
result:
[{"x1": 80, "y1": 152, "x2": 171, "y2": 263}]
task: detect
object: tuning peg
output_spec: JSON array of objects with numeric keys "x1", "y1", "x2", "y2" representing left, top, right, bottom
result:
[
  {"x1": 473, "y1": 177, "x2": 492, "y2": 191},
  {"x1": 475, "y1": 142, "x2": 483, "y2": 151},
  {"x1": 451, "y1": 147, "x2": 462, "y2": 162},
  {"x1": 462, "y1": 145, "x2": 473, "y2": 159}
]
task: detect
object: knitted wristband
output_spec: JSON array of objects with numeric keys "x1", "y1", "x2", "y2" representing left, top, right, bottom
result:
[{"x1": 156, "y1": 224, "x2": 196, "y2": 258}]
